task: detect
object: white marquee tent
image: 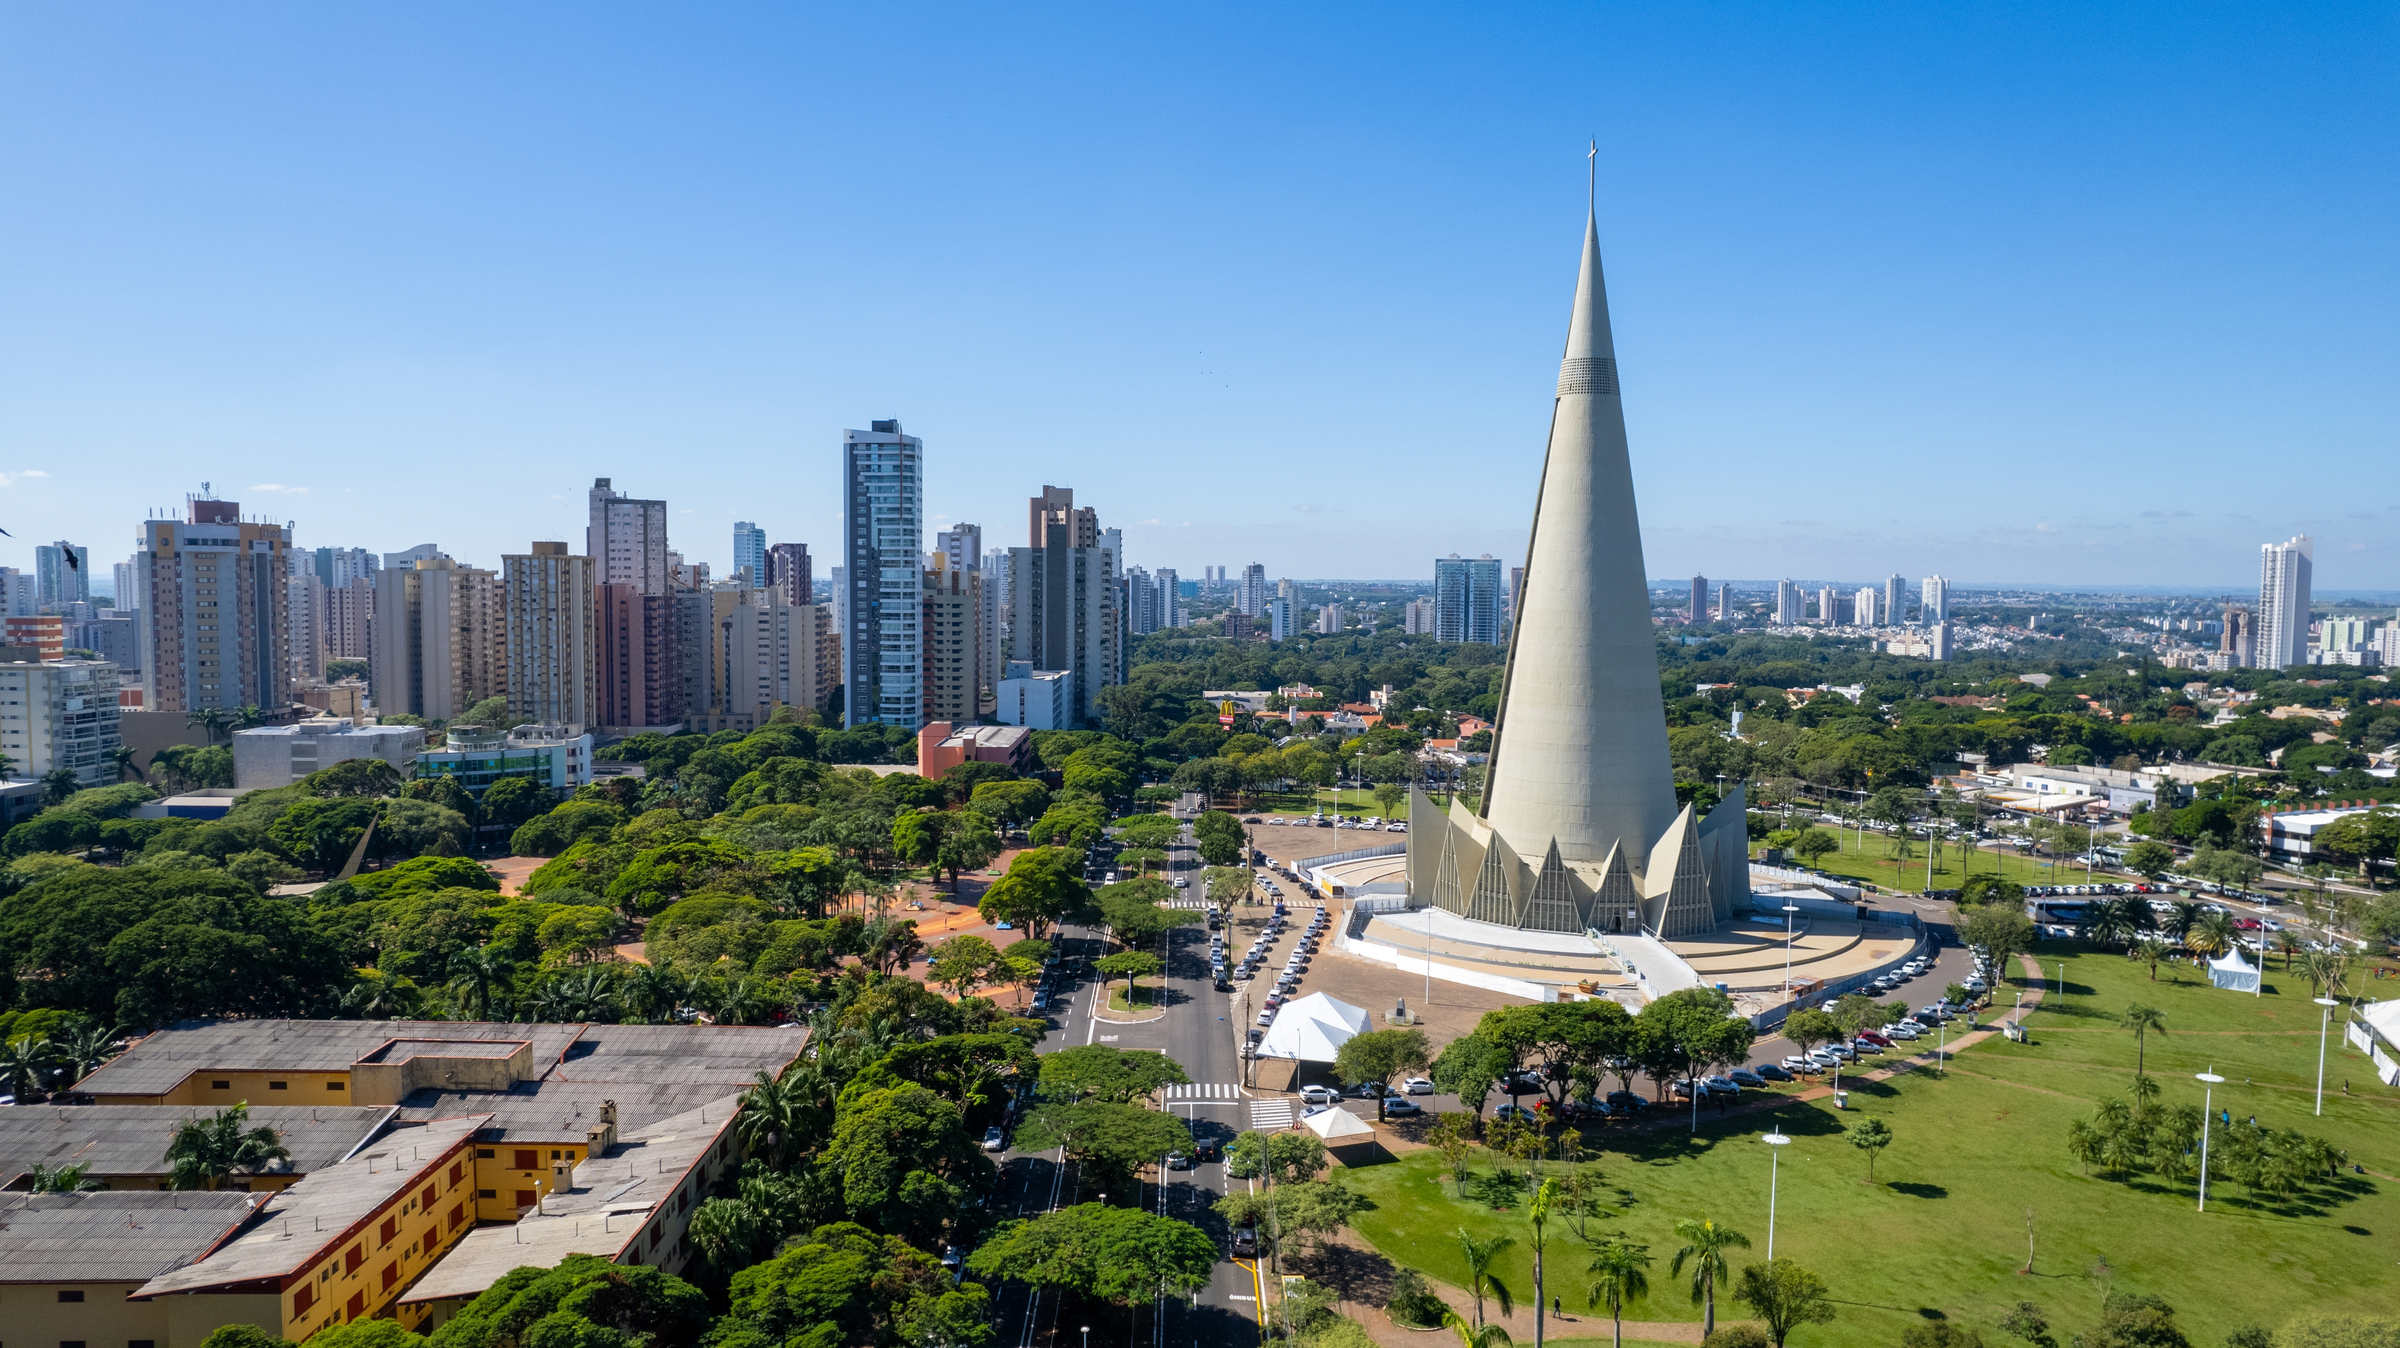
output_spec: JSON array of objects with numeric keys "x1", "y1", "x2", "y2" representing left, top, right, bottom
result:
[
  {"x1": 2208, "y1": 948, "x2": 2260, "y2": 993},
  {"x1": 1257, "y1": 992, "x2": 1372, "y2": 1063},
  {"x1": 1301, "y1": 1105, "x2": 1376, "y2": 1144}
]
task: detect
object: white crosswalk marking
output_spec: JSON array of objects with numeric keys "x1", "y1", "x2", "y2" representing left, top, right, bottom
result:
[
  {"x1": 1162, "y1": 1082, "x2": 1244, "y2": 1100},
  {"x1": 1248, "y1": 1100, "x2": 1296, "y2": 1129}
]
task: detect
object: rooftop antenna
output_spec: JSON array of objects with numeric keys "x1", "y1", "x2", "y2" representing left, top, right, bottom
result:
[{"x1": 1587, "y1": 138, "x2": 1597, "y2": 215}]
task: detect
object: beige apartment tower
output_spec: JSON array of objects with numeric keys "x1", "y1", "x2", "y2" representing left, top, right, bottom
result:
[
  {"x1": 135, "y1": 498, "x2": 296, "y2": 714},
  {"x1": 371, "y1": 558, "x2": 502, "y2": 722},
  {"x1": 504, "y1": 541, "x2": 596, "y2": 727},
  {"x1": 923, "y1": 557, "x2": 981, "y2": 724}
]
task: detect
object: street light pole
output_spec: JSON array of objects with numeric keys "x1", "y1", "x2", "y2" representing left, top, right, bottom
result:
[
  {"x1": 2196, "y1": 1069, "x2": 2225, "y2": 1211},
  {"x1": 2313, "y1": 996, "x2": 2339, "y2": 1116},
  {"x1": 1763, "y1": 1131, "x2": 1790, "y2": 1258}
]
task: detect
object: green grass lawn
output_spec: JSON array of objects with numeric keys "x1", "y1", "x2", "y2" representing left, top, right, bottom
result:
[
  {"x1": 1104, "y1": 978, "x2": 1167, "y2": 1013},
  {"x1": 1248, "y1": 788, "x2": 1407, "y2": 819},
  {"x1": 1339, "y1": 943, "x2": 2400, "y2": 1347},
  {"x1": 1778, "y1": 825, "x2": 2119, "y2": 892}
]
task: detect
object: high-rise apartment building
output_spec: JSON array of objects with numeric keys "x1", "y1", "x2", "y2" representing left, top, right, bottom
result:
[
  {"x1": 2320, "y1": 616, "x2": 2375, "y2": 655},
  {"x1": 1920, "y1": 575, "x2": 1950, "y2": 624},
  {"x1": 1238, "y1": 563, "x2": 1268, "y2": 617},
  {"x1": 1404, "y1": 596, "x2": 1436, "y2": 634},
  {"x1": 1928, "y1": 621, "x2": 1954, "y2": 661},
  {"x1": 2221, "y1": 602, "x2": 2254, "y2": 668},
  {"x1": 287, "y1": 571, "x2": 326, "y2": 684},
  {"x1": 1028, "y1": 487, "x2": 1095, "y2": 549},
  {"x1": 1774, "y1": 579, "x2": 1802, "y2": 626},
  {"x1": 2257, "y1": 535, "x2": 2313, "y2": 671},
  {"x1": 0, "y1": 657, "x2": 123, "y2": 787},
  {"x1": 1315, "y1": 602, "x2": 1344, "y2": 635},
  {"x1": 1687, "y1": 576, "x2": 1707, "y2": 624},
  {"x1": 1267, "y1": 595, "x2": 1292, "y2": 641},
  {"x1": 844, "y1": 420, "x2": 924, "y2": 728},
  {"x1": 1151, "y1": 569, "x2": 1180, "y2": 629},
  {"x1": 1433, "y1": 554, "x2": 1504, "y2": 645},
  {"x1": 732, "y1": 522, "x2": 766, "y2": 586},
  {"x1": 1854, "y1": 586, "x2": 1879, "y2": 628},
  {"x1": 1125, "y1": 566, "x2": 1158, "y2": 636},
  {"x1": 937, "y1": 525, "x2": 983, "y2": 579},
  {"x1": 1884, "y1": 574, "x2": 1907, "y2": 626},
  {"x1": 678, "y1": 588, "x2": 833, "y2": 732},
  {"x1": 1815, "y1": 585, "x2": 1839, "y2": 625},
  {"x1": 371, "y1": 557, "x2": 502, "y2": 722},
  {"x1": 1714, "y1": 582, "x2": 1733, "y2": 623},
  {"x1": 980, "y1": 549, "x2": 1009, "y2": 693},
  {"x1": 135, "y1": 497, "x2": 295, "y2": 715},
  {"x1": 312, "y1": 547, "x2": 378, "y2": 589},
  {"x1": 504, "y1": 542, "x2": 597, "y2": 728},
  {"x1": 596, "y1": 583, "x2": 681, "y2": 730},
  {"x1": 588, "y1": 478, "x2": 669, "y2": 596},
  {"x1": 323, "y1": 580, "x2": 374, "y2": 662},
  {"x1": 923, "y1": 557, "x2": 981, "y2": 724},
  {"x1": 764, "y1": 543, "x2": 812, "y2": 609},
  {"x1": 111, "y1": 558, "x2": 140, "y2": 612},
  {"x1": 384, "y1": 543, "x2": 447, "y2": 571},
  {"x1": 1006, "y1": 498, "x2": 1119, "y2": 729},
  {"x1": 35, "y1": 543, "x2": 90, "y2": 609}
]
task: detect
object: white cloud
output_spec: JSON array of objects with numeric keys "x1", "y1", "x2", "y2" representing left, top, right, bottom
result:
[
  {"x1": 0, "y1": 470, "x2": 50, "y2": 487},
  {"x1": 249, "y1": 483, "x2": 309, "y2": 494},
  {"x1": 2033, "y1": 522, "x2": 2058, "y2": 533}
]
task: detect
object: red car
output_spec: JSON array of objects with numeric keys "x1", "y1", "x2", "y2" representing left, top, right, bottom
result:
[{"x1": 1856, "y1": 1031, "x2": 1895, "y2": 1047}]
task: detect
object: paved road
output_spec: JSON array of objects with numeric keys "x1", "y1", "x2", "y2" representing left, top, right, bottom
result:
[{"x1": 987, "y1": 823, "x2": 1267, "y2": 1348}]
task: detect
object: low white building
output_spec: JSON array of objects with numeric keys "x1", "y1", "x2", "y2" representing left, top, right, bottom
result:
[
  {"x1": 231, "y1": 718, "x2": 426, "y2": 790},
  {"x1": 0, "y1": 657, "x2": 124, "y2": 788},
  {"x1": 2258, "y1": 804, "x2": 2390, "y2": 862},
  {"x1": 414, "y1": 722, "x2": 593, "y2": 797},
  {"x1": 996, "y1": 665, "x2": 1073, "y2": 730},
  {"x1": 2006, "y1": 762, "x2": 2178, "y2": 814}
]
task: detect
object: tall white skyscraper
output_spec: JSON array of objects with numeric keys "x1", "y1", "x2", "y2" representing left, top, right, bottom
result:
[
  {"x1": 1714, "y1": 582, "x2": 1733, "y2": 623},
  {"x1": 732, "y1": 522, "x2": 766, "y2": 585},
  {"x1": 1817, "y1": 585, "x2": 1841, "y2": 626},
  {"x1": 1921, "y1": 575, "x2": 1950, "y2": 624},
  {"x1": 1434, "y1": 554, "x2": 1504, "y2": 644},
  {"x1": 35, "y1": 544, "x2": 89, "y2": 608},
  {"x1": 937, "y1": 525, "x2": 982, "y2": 578},
  {"x1": 111, "y1": 558, "x2": 140, "y2": 612},
  {"x1": 842, "y1": 420, "x2": 924, "y2": 728},
  {"x1": 1314, "y1": 602, "x2": 1344, "y2": 634},
  {"x1": 1239, "y1": 563, "x2": 1268, "y2": 617},
  {"x1": 1854, "y1": 586, "x2": 1879, "y2": 628},
  {"x1": 588, "y1": 478, "x2": 669, "y2": 595},
  {"x1": 2257, "y1": 535, "x2": 2314, "y2": 671},
  {"x1": 1152, "y1": 568, "x2": 1180, "y2": 629},
  {"x1": 1884, "y1": 573, "x2": 1907, "y2": 626},
  {"x1": 1774, "y1": 579, "x2": 1802, "y2": 625},
  {"x1": 1267, "y1": 595, "x2": 1292, "y2": 641}
]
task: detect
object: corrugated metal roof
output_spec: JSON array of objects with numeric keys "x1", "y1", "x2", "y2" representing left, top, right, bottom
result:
[
  {"x1": 0, "y1": 1190, "x2": 261, "y2": 1284},
  {"x1": 132, "y1": 1115, "x2": 491, "y2": 1297},
  {"x1": 393, "y1": 1080, "x2": 749, "y2": 1143},
  {"x1": 400, "y1": 1095, "x2": 741, "y2": 1305},
  {"x1": 0, "y1": 1105, "x2": 395, "y2": 1188},
  {"x1": 74, "y1": 1020, "x2": 584, "y2": 1095}
]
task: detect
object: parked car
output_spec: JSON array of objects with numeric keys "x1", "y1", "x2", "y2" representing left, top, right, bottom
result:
[
  {"x1": 1383, "y1": 1098, "x2": 1423, "y2": 1117},
  {"x1": 1351, "y1": 1080, "x2": 1384, "y2": 1098},
  {"x1": 1702, "y1": 1075, "x2": 1741, "y2": 1093},
  {"x1": 1604, "y1": 1091, "x2": 1649, "y2": 1111},
  {"x1": 1781, "y1": 1055, "x2": 1816, "y2": 1073},
  {"x1": 1492, "y1": 1102, "x2": 1536, "y2": 1121},
  {"x1": 1402, "y1": 1077, "x2": 1437, "y2": 1095},
  {"x1": 1753, "y1": 1063, "x2": 1793, "y2": 1082},
  {"x1": 1728, "y1": 1068, "x2": 1766, "y2": 1087},
  {"x1": 1232, "y1": 1224, "x2": 1259, "y2": 1257},
  {"x1": 982, "y1": 1126, "x2": 1006, "y2": 1152},
  {"x1": 1166, "y1": 1150, "x2": 1192, "y2": 1170},
  {"x1": 1300, "y1": 1084, "x2": 1341, "y2": 1105}
]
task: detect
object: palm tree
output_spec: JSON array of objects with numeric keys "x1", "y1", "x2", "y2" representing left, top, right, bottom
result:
[
  {"x1": 2120, "y1": 1004, "x2": 2168, "y2": 1076},
  {"x1": 185, "y1": 707, "x2": 230, "y2": 742},
  {"x1": 2166, "y1": 900, "x2": 2204, "y2": 945},
  {"x1": 2272, "y1": 929, "x2": 2304, "y2": 972},
  {"x1": 0, "y1": 1035, "x2": 59, "y2": 1102},
  {"x1": 1528, "y1": 1178, "x2": 1562, "y2": 1346},
  {"x1": 552, "y1": 967, "x2": 619, "y2": 1021},
  {"x1": 1669, "y1": 1217, "x2": 1752, "y2": 1340},
  {"x1": 2302, "y1": 950, "x2": 2353, "y2": 1002},
  {"x1": 110, "y1": 745, "x2": 143, "y2": 784},
  {"x1": 1454, "y1": 1228, "x2": 1517, "y2": 1331},
  {"x1": 713, "y1": 979, "x2": 767, "y2": 1026},
  {"x1": 27, "y1": 1162, "x2": 105, "y2": 1192},
  {"x1": 2134, "y1": 939, "x2": 2170, "y2": 982},
  {"x1": 1442, "y1": 1304, "x2": 1517, "y2": 1348},
  {"x1": 2186, "y1": 911, "x2": 2234, "y2": 960},
  {"x1": 735, "y1": 1068, "x2": 808, "y2": 1169},
  {"x1": 231, "y1": 704, "x2": 269, "y2": 732},
  {"x1": 2083, "y1": 898, "x2": 2137, "y2": 949},
  {"x1": 166, "y1": 1104, "x2": 292, "y2": 1190},
  {"x1": 53, "y1": 1022, "x2": 123, "y2": 1087},
  {"x1": 446, "y1": 946, "x2": 510, "y2": 1021},
  {"x1": 1585, "y1": 1236, "x2": 1653, "y2": 1348}
]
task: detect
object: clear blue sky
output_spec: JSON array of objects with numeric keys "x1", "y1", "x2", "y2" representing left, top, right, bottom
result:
[{"x1": 2, "y1": 4, "x2": 2392, "y2": 593}]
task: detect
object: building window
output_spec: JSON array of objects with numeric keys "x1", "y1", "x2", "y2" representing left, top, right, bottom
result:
[
  {"x1": 476, "y1": 1189, "x2": 496, "y2": 1199},
  {"x1": 132, "y1": 1340, "x2": 158, "y2": 1348},
  {"x1": 211, "y1": 1080, "x2": 230, "y2": 1089},
  {"x1": 294, "y1": 1284, "x2": 316, "y2": 1316},
  {"x1": 268, "y1": 1081, "x2": 288, "y2": 1091},
  {"x1": 382, "y1": 1263, "x2": 399, "y2": 1291},
  {"x1": 476, "y1": 1149, "x2": 495, "y2": 1159},
  {"x1": 514, "y1": 1189, "x2": 536, "y2": 1209},
  {"x1": 513, "y1": 1149, "x2": 538, "y2": 1170},
  {"x1": 327, "y1": 1081, "x2": 345, "y2": 1091},
  {"x1": 58, "y1": 1290, "x2": 85, "y2": 1303},
  {"x1": 346, "y1": 1293, "x2": 365, "y2": 1321}
]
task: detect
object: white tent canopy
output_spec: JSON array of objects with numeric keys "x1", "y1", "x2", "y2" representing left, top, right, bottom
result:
[
  {"x1": 2209, "y1": 948, "x2": 2260, "y2": 993},
  {"x1": 1257, "y1": 992, "x2": 1372, "y2": 1062},
  {"x1": 1302, "y1": 1105, "x2": 1376, "y2": 1142}
]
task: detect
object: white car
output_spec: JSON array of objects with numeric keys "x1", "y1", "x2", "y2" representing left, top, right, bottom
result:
[
  {"x1": 1402, "y1": 1077, "x2": 1437, "y2": 1095},
  {"x1": 1300, "y1": 1085, "x2": 1341, "y2": 1105}
]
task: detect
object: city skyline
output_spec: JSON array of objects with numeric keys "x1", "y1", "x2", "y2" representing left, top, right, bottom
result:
[{"x1": 2, "y1": 6, "x2": 2393, "y2": 588}]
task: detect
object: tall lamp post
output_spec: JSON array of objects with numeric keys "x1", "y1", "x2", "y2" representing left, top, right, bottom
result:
[
  {"x1": 2313, "y1": 996, "x2": 2339, "y2": 1116},
  {"x1": 1762, "y1": 1131, "x2": 1791, "y2": 1258},
  {"x1": 2196, "y1": 1068, "x2": 2225, "y2": 1212}
]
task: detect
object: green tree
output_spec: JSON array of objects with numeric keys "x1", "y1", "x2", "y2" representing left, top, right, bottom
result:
[
  {"x1": 2133, "y1": 938, "x2": 2170, "y2": 982},
  {"x1": 2120, "y1": 1003, "x2": 2169, "y2": 1075},
  {"x1": 1011, "y1": 1100, "x2": 1189, "y2": 1195},
  {"x1": 27, "y1": 1160, "x2": 105, "y2": 1192},
  {"x1": 1193, "y1": 809, "x2": 1246, "y2": 865},
  {"x1": 2085, "y1": 1292, "x2": 2191, "y2": 1348},
  {"x1": 1731, "y1": 1259, "x2": 1836, "y2": 1348},
  {"x1": 1035, "y1": 1044, "x2": 1193, "y2": 1104},
  {"x1": 928, "y1": 934, "x2": 1005, "y2": 999},
  {"x1": 1096, "y1": 949, "x2": 1163, "y2": 1007},
  {"x1": 970, "y1": 779, "x2": 1050, "y2": 826},
  {"x1": 1585, "y1": 1236, "x2": 1653, "y2": 1348},
  {"x1": 1332, "y1": 1027, "x2": 1431, "y2": 1121},
  {"x1": 2123, "y1": 840, "x2": 2176, "y2": 880},
  {"x1": 1902, "y1": 1324, "x2": 1988, "y2": 1348},
  {"x1": 166, "y1": 1103, "x2": 293, "y2": 1190},
  {"x1": 977, "y1": 847, "x2": 1092, "y2": 938},
  {"x1": 1792, "y1": 828, "x2": 1839, "y2": 868},
  {"x1": 1847, "y1": 1115, "x2": 1894, "y2": 1181},
  {"x1": 1670, "y1": 1217, "x2": 1752, "y2": 1340},
  {"x1": 197, "y1": 1327, "x2": 293, "y2": 1348},
  {"x1": 965, "y1": 1203, "x2": 1215, "y2": 1320},
  {"x1": 1780, "y1": 1009, "x2": 1842, "y2": 1060},
  {"x1": 480, "y1": 776, "x2": 552, "y2": 834},
  {"x1": 935, "y1": 810, "x2": 1003, "y2": 889},
  {"x1": 1224, "y1": 1129, "x2": 1328, "y2": 1185},
  {"x1": 1096, "y1": 877, "x2": 1197, "y2": 948},
  {"x1": 822, "y1": 1084, "x2": 987, "y2": 1244},
  {"x1": 1454, "y1": 1228, "x2": 1517, "y2": 1330},
  {"x1": 309, "y1": 1319, "x2": 428, "y2": 1348}
]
